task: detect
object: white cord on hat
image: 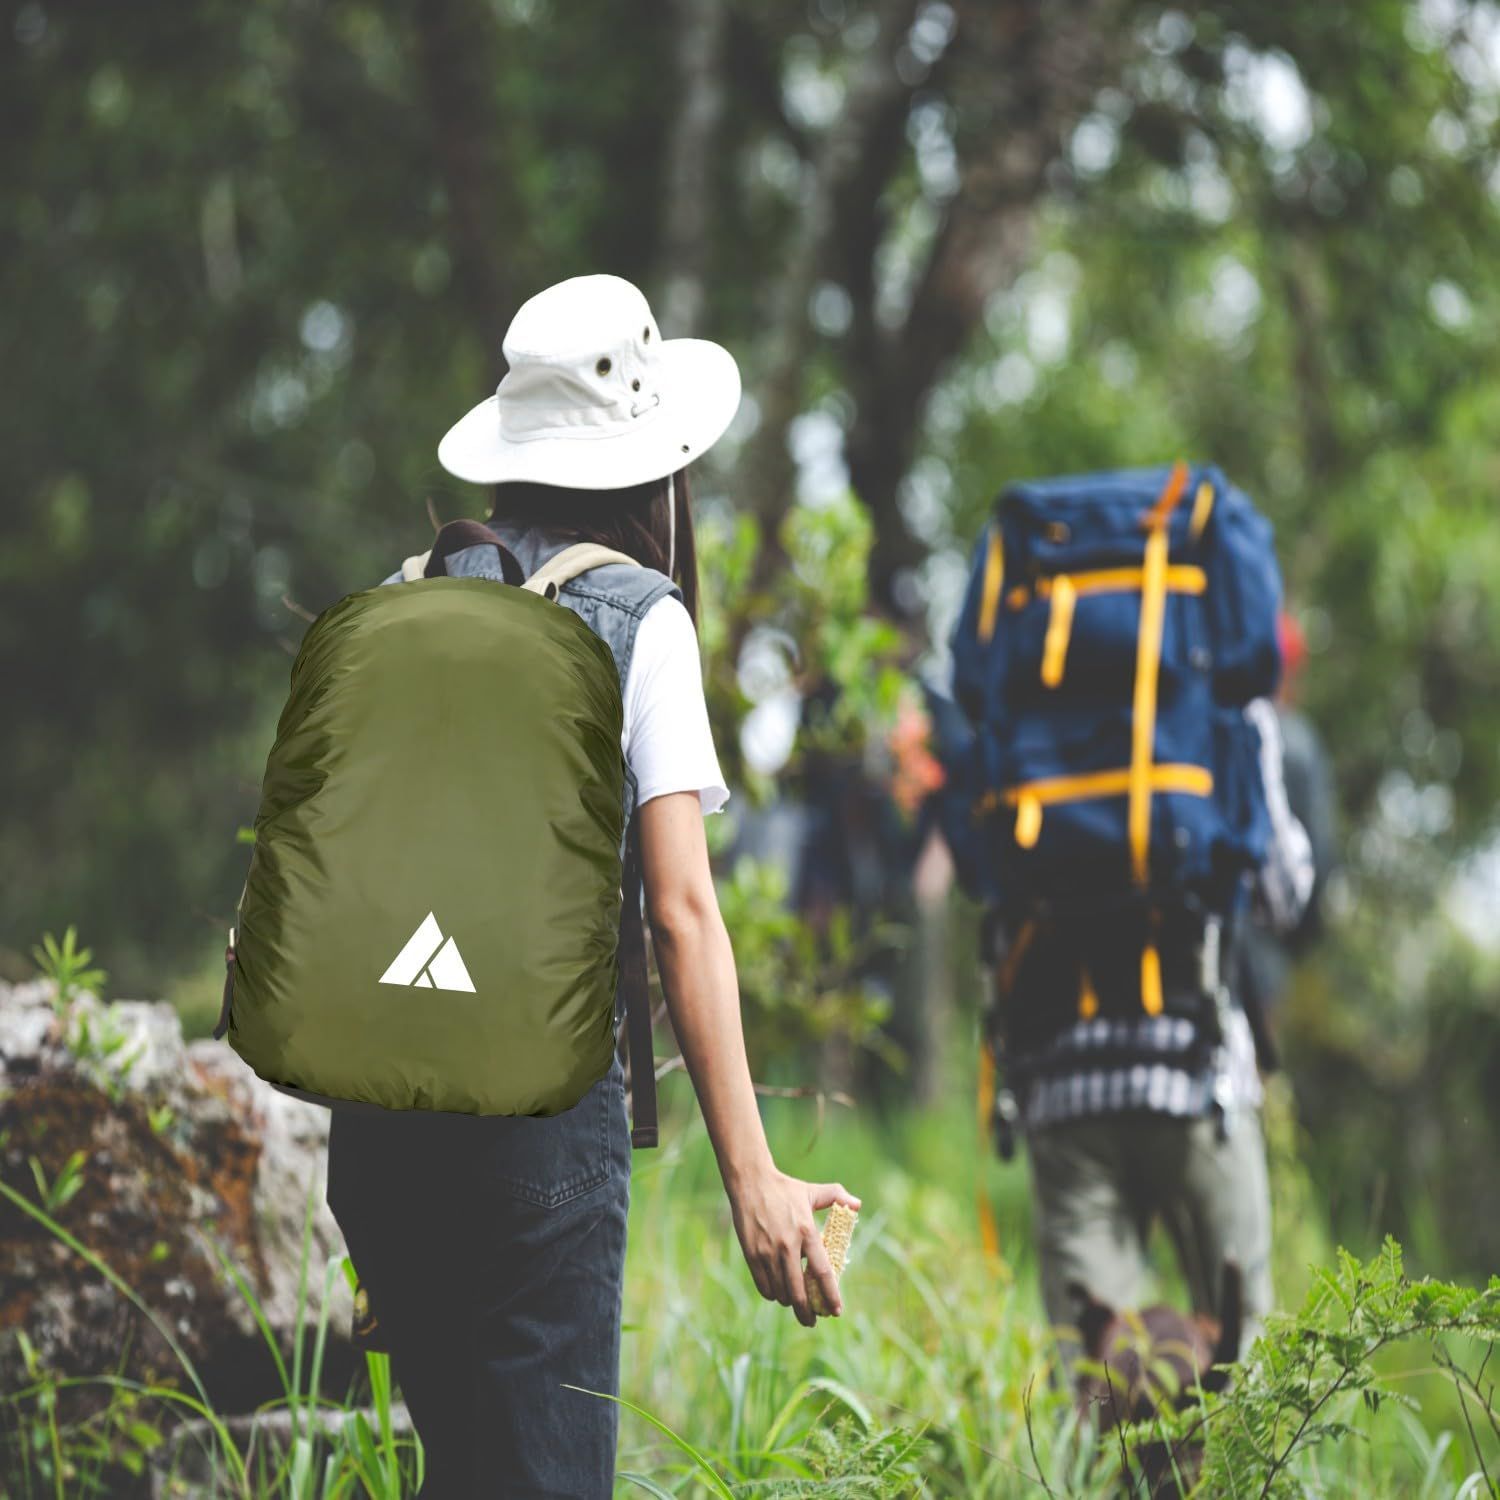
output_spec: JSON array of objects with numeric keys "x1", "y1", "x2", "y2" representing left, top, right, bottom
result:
[{"x1": 668, "y1": 470, "x2": 676, "y2": 581}]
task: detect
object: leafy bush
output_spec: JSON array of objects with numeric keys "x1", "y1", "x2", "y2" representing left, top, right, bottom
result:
[{"x1": 1171, "y1": 1240, "x2": 1500, "y2": 1498}]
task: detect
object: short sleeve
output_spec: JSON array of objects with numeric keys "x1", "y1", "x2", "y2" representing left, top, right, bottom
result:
[{"x1": 622, "y1": 597, "x2": 730, "y2": 815}]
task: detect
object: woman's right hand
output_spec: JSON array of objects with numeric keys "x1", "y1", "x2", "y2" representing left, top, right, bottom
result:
[{"x1": 727, "y1": 1166, "x2": 861, "y2": 1327}]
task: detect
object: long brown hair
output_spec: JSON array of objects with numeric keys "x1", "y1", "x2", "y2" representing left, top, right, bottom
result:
[{"x1": 487, "y1": 469, "x2": 699, "y2": 625}]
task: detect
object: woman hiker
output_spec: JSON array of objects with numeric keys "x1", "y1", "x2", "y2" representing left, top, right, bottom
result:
[{"x1": 325, "y1": 274, "x2": 861, "y2": 1498}]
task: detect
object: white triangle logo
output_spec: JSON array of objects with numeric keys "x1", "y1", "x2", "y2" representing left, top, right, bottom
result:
[{"x1": 378, "y1": 912, "x2": 476, "y2": 993}]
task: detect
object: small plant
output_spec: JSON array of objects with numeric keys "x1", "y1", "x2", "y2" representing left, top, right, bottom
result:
[
  {"x1": 27, "y1": 1151, "x2": 87, "y2": 1215},
  {"x1": 30, "y1": 927, "x2": 106, "y2": 1007},
  {"x1": 762, "y1": 1418, "x2": 932, "y2": 1496},
  {"x1": 62, "y1": 1006, "x2": 142, "y2": 1103},
  {"x1": 714, "y1": 855, "x2": 899, "y2": 1067}
]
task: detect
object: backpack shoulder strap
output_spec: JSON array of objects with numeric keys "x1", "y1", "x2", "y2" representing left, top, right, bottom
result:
[
  {"x1": 617, "y1": 816, "x2": 657, "y2": 1148},
  {"x1": 521, "y1": 543, "x2": 641, "y2": 598},
  {"x1": 516, "y1": 538, "x2": 658, "y2": 1145}
]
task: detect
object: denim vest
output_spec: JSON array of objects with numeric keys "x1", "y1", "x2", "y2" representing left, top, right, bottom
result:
[{"x1": 384, "y1": 523, "x2": 680, "y2": 827}]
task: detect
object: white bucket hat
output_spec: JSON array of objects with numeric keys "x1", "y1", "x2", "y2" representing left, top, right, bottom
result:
[{"x1": 437, "y1": 274, "x2": 742, "y2": 491}]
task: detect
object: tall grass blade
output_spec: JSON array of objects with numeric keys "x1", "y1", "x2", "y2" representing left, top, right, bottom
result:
[{"x1": 564, "y1": 1387, "x2": 736, "y2": 1500}]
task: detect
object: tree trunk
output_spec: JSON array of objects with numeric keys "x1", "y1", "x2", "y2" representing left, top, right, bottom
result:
[
  {"x1": 415, "y1": 0, "x2": 512, "y2": 368},
  {"x1": 736, "y1": 0, "x2": 923, "y2": 548},
  {"x1": 846, "y1": 0, "x2": 1132, "y2": 609},
  {"x1": 659, "y1": 0, "x2": 729, "y2": 337}
]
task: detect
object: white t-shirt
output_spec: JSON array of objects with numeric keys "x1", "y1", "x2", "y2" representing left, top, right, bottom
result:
[{"x1": 621, "y1": 596, "x2": 729, "y2": 815}]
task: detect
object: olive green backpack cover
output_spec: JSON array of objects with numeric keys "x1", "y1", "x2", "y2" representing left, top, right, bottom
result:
[{"x1": 217, "y1": 524, "x2": 656, "y2": 1140}]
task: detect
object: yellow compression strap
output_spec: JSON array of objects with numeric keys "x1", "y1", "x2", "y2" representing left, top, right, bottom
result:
[
  {"x1": 1129, "y1": 462, "x2": 1188, "y2": 885},
  {"x1": 1189, "y1": 480, "x2": 1215, "y2": 541},
  {"x1": 1140, "y1": 940, "x2": 1164, "y2": 1016},
  {"x1": 1009, "y1": 565, "x2": 1205, "y2": 609},
  {"x1": 978, "y1": 526, "x2": 1005, "y2": 644},
  {"x1": 1004, "y1": 764, "x2": 1213, "y2": 804},
  {"x1": 1040, "y1": 575, "x2": 1076, "y2": 688},
  {"x1": 1078, "y1": 968, "x2": 1100, "y2": 1021},
  {"x1": 1003, "y1": 764, "x2": 1213, "y2": 849}
]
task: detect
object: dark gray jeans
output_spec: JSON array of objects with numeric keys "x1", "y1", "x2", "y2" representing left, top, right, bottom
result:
[{"x1": 327, "y1": 1059, "x2": 631, "y2": 1499}]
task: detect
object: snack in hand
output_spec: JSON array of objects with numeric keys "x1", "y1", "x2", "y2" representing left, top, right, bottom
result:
[{"x1": 808, "y1": 1202, "x2": 858, "y2": 1317}]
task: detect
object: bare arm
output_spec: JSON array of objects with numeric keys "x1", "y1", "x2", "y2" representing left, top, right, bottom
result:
[{"x1": 639, "y1": 791, "x2": 860, "y2": 1326}]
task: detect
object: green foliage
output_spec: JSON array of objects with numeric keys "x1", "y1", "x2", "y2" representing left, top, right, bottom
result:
[
  {"x1": 1285, "y1": 914, "x2": 1500, "y2": 1273},
  {"x1": 30, "y1": 929, "x2": 105, "y2": 1007},
  {"x1": 779, "y1": 499, "x2": 907, "y2": 757},
  {"x1": 756, "y1": 1419, "x2": 933, "y2": 1497},
  {"x1": 713, "y1": 856, "x2": 894, "y2": 1071},
  {"x1": 695, "y1": 502, "x2": 908, "y2": 1073},
  {"x1": 1147, "y1": 1239, "x2": 1500, "y2": 1497},
  {"x1": 699, "y1": 496, "x2": 906, "y2": 798}
]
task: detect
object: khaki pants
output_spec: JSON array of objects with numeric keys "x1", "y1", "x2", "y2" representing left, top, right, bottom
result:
[{"x1": 1026, "y1": 1110, "x2": 1272, "y2": 1360}]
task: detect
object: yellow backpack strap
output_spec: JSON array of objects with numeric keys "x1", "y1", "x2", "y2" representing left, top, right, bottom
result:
[
  {"x1": 1078, "y1": 967, "x2": 1100, "y2": 1021},
  {"x1": 1040, "y1": 574, "x2": 1076, "y2": 688},
  {"x1": 1140, "y1": 935, "x2": 1164, "y2": 1017},
  {"x1": 1128, "y1": 462, "x2": 1189, "y2": 887},
  {"x1": 1189, "y1": 479, "x2": 1215, "y2": 541},
  {"x1": 977, "y1": 525, "x2": 1005, "y2": 644}
]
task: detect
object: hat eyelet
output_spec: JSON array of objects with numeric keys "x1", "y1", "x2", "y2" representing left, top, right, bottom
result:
[
  {"x1": 631, "y1": 378, "x2": 641, "y2": 392},
  {"x1": 643, "y1": 327, "x2": 651, "y2": 342},
  {"x1": 596, "y1": 357, "x2": 612, "y2": 376},
  {"x1": 681, "y1": 444, "x2": 690, "y2": 453}
]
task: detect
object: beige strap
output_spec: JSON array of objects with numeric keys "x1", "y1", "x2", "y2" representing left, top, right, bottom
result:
[
  {"x1": 521, "y1": 543, "x2": 641, "y2": 598},
  {"x1": 401, "y1": 551, "x2": 431, "y2": 582}
]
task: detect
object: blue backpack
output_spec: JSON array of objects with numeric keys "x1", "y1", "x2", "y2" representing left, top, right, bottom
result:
[{"x1": 945, "y1": 463, "x2": 1281, "y2": 1009}]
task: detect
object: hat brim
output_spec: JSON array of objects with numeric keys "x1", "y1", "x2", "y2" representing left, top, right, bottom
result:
[{"x1": 436, "y1": 338, "x2": 741, "y2": 489}]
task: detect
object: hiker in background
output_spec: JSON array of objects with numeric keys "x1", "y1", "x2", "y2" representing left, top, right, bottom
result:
[
  {"x1": 324, "y1": 277, "x2": 859, "y2": 1499},
  {"x1": 940, "y1": 464, "x2": 1314, "y2": 1360},
  {"x1": 1002, "y1": 674, "x2": 1314, "y2": 1357},
  {"x1": 1235, "y1": 611, "x2": 1338, "y2": 1069}
]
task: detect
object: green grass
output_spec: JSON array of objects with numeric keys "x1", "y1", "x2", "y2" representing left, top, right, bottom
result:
[
  {"x1": 2, "y1": 1067, "x2": 1496, "y2": 1496},
  {"x1": 608, "y1": 1074, "x2": 1498, "y2": 1496}
]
